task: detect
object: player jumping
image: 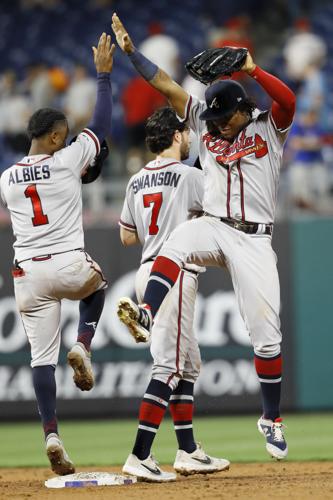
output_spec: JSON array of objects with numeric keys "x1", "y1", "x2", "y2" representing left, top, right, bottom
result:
[
  {"x1": 112, "y1": 13, "x2": 296, "y2": 460},
  {"x1": 0, "y1": 33, "x2": 115, "y2": 475},
  {"x1": 119, "y1": 106, "x2": 230, "y2": 481}
]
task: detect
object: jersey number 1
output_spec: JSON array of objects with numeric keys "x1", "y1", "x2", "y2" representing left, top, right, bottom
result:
[
  {"x1": 24, "y1": 184, "x2": 49, "y2": 226},
  {"x1": 143, "y1": 192, "x2": 163, "y2": 235}
]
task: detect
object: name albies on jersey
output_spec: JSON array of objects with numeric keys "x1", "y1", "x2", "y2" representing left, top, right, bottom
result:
[
  {"x1": 119, "y1": 158, "x2": 204, "y2": 263},
  {"x1": 0, "y1": 129, "x2": 100, "y2": 261},
  {"x1": 184, "y1": 95, "x2": 292, "y2": 224}
]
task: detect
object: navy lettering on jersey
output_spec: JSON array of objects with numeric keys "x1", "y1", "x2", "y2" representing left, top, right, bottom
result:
[
  {"x1": 8, "y1": 165, "x2": 51, "y2": 186},
  {"x1": 132, "y1": 172, "x2": 181, "y2": 194}
]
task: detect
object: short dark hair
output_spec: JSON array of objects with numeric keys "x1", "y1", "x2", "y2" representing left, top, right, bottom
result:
[
  {"x1": 145, "y1": 107, "x2": 188, "y2": 154},
  {"x1": 27, "y1": 108, "x2": 67, "y2": 140},
  {"x1": 207, "y1": 97, "x2": 256, "y2": 137}
]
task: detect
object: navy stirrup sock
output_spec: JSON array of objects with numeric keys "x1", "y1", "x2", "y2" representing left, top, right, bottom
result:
[
  {"x1": 132, "y1": 379, "x2": 172, "y2": 460},
  {"x1": 143, "y1": 256, "x2": 180, "y2": 317},
  {"x1": 77, "y1": 289, "x2": 105, "y2": 351},
  {"x1": 254, "y1": 353, "x2": 282, "y2": 421},
  {"x1": 32, "y1": 365, "x2": 58, "y2": 438},
  {"x1": 170, "y1": 380, "x2": 196, "y2": 453}
]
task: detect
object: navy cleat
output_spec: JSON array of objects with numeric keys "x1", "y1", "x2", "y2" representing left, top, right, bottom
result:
[
  {"x1": 257, "y1": 417, "x2": 288, "y2": 460},
  {"x1": 117, "y1": 297, "x2": 152, "y2": 343}
]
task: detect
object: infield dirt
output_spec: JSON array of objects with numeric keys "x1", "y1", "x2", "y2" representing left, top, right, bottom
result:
[{"x1": 1, "y1": 462, "x2": 332, "y2": 499}]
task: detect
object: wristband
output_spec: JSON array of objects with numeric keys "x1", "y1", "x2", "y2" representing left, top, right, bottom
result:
[{"x1": 128, "y1": 48, "x2": 158, "y2": 81}]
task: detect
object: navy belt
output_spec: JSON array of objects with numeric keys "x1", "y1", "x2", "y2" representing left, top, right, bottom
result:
[
  {"x1": 219, "y1": 217, "x2": 273, "y2": 235},
  {"x1": 15, "y1": 248, "x2": 83, "y2": 266}
]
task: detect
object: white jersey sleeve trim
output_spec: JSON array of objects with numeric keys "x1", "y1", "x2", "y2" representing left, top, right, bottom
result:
[
  {"x1": 177, "y1": 95, "x2": 193, "y2": 123},
  {"x1": 268, "y1": 111, "x2": 293, "y2": 133},
  {"x1": 118, "y1": 219, "x2": 137, "y2": 232},
  {"x1": 81, "y1": 128, "x2": 101, "y2": 156}
]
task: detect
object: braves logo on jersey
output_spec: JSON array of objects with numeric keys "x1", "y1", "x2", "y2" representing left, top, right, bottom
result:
[{"x1": 202, "y1": 129, "x2": 268, "y2": 166}]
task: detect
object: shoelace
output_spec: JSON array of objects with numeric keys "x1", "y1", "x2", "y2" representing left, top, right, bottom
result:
[
  {"x1": 192, "y1": 442, "x2": 207, "y2": 459},
  {"x1": 272, "y1": 422, "x2": 286, "y2": 442},
  {"x1": 149, "y1": 454, "x2": 159, "y2": 466}
]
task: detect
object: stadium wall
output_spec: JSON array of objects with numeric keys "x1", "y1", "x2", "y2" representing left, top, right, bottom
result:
[{"x1": 0, "y1": 220, "x2": 330, "y2": 420}]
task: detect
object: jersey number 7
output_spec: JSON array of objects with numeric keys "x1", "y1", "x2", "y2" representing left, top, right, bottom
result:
[
  {"x1": 25, "y1": 184, "x2": 49, "y2": 226},
  {"x1": 143, "y1": 192, "x2": 163, "y2": 235}
]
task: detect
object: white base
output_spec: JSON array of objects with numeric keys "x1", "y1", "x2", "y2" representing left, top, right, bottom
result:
[{"x1": 45, "y1": 471, "x2": 137, "y2": 488}]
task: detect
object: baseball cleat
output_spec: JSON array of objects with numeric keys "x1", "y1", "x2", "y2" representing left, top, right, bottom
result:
[
  {"x1": 117, "y1": 297, "x2": 152, "y2": 343},
  {"x1": 122, "y1": 453, "x2": 176, "y2": 482},
  {"x1": 67, "y1": 342, "x2": 94, "y2": 391},
  {"x1": 257, "y1": 416, "x2": 288, "y2": 460},
  {"x1": 173, "y1": 443, "x2": 230, "y2": 475},
  {"x1": 46, "y1": 433, "x2": 75, "y2": 476}
]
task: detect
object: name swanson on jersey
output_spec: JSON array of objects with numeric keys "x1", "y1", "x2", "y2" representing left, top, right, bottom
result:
[
  {"x1": 131, "y1": 171, "x2": 181, "y2": 194},
  {"x1": 8, "y1": 164, "x2": 51, "y2": 186}
]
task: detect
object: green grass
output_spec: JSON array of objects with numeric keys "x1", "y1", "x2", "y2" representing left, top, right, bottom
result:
[{"x1": 0, "y1": 414, "x2": 332, "y2": 467}]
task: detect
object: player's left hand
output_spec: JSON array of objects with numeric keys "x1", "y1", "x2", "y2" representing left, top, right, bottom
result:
[
  {"x1": 241, "y1": 52, "x2": 256, "y2": 74},
  {"x1": 92, "y1": 32, "x2": 116, "y2": 73},
  {"x1": 111, "y1": 13, "x2": 135, "y2": 54}
]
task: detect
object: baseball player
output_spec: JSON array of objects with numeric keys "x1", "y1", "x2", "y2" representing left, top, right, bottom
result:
[
  {"x1": 119, "y1": 106, "x2": 230, "y2": 481},
  {"x1": 112, "y1": 14, "x2": 296, "y2": 460},
  {"x1": 0, "y1": 33, "x2": 115, "y2": 475}
]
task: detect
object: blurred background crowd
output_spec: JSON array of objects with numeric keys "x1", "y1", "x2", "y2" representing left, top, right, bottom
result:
[{"x1": 0, "y1": 0, "x2": 333, "y2": 223}]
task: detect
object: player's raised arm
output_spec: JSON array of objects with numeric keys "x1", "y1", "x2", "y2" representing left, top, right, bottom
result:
[
  {"x1": 241, "y1": 52, "x2": 296, "y2": 130},
  {"x1": 111, "y1": 13, "x2": 188, "y2": 118},
  {"x1": 86, "y1": 32, "x2": 115, "y2": 143}
]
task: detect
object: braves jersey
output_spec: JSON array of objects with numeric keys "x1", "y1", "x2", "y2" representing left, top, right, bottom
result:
[
  {"x1": 184, "y1": 95, "x2": 292, "y2": 223},
  {"x1": 119, "y1": 158, "x2": 204, "y2": 263},
  {"x1": 0, "y1": 128, "x2": 100, "y2": 261}
]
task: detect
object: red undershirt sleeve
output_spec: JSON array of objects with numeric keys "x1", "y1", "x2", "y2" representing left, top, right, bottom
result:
[{"x1": 249, "y1": 66, "x2": 296, "y2": 130}]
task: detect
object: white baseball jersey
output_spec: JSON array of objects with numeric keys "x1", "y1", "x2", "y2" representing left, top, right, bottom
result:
[
  {"x1": 0, "y1": 128, "x2": 100, "y2": 261},
  {"x1": 119, "y1": 157, "x2": 204, "y2": 263},
  {"x1": 184, "y1": 95, "x2": 292, "y2": 223}
]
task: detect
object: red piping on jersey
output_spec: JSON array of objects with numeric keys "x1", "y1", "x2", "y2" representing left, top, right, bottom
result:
[
  {"x1": 143, "y1": 161, "x2": 180, "y2": 171},
  {"x1": 184, "y1": 96, "x2": 192, "y2": 122},
  {"x1": 119, "y1": 219, "x2": 137, "y2": 231},
  {"x1": 83, "y1": 251, "x2": 108, "y2": 286},
  {"x1": 237, "y1": 160, "x2": 245, "y2": 221},
  {"x1": 227, "y1": 167, "x2": 231, "y2": 218},
  {"x1": 16, "y1": 155, "x2": 51, "y2": 167},
  {"x1": 175, "y1": 270, "x2": 184, "y2": 374},
  {"x1": 82, "y1": 128, "x2": 101, "y2": 156}
]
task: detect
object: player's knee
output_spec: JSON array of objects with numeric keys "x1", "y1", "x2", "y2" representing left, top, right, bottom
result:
[
  {"x1": 151, "y1": 370, "x2": 180, "y2": 391},
  {"x1": 253, "y1": 343, "x2": 281, "y2": 358},
  {"x1": 182, "y1": 371, "x2": 199, "y2": 384}
]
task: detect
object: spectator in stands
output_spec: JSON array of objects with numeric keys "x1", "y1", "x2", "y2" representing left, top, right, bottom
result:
[
  {"x1": 48, "y1": 66, "x2": 70, "y2": 95},
  {"x1": 209, "y1": 15, "x2": 254, "y2": 53},
  {"x1": 283, "y1": 18, "x2": 328, "y2": 128},
  {"x1": 207, "y1": 16, "x2": 254, "y2": 82},
  {"x1": 0, "y1": 70, "x2": 31, "y2": 155},
  {"x1": 64, "y1": 64, "x2": 96, "y2": 135},
  {"x1": 288, "y1": 108, "x2": 330, "y2": 212},
  {"x1": 139, "y1": 21, "x2": 181, "y2": 81},
  {"x1": 121, "y1": 77, "x2": 166, "y2": 173},
  {"x1": 24, "y1": 62, "x2": 55, "y2": 111}
]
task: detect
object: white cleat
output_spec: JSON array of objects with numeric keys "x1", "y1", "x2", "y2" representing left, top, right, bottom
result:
[
  {"x1": 173, "y1": 443, "x2": 230, "y2": 476},
  {"x1": 257, "y1": 417, "x2": 288, "y2": 460},
  {"x1": 67, "y1": 342, "x2": 94, "y2": 391},
  {"x1": 122, "y1": 453, "x2": 176, "y2": 482},
  {"x1": 46, "y1": 433, "x2": 75, "y2": 476},
  {"x1": 117, "y1": 297, "x2": 152, "y2": 343}
]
